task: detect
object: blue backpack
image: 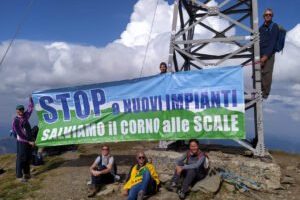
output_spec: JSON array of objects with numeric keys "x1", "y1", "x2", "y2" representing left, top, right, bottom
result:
[{"x1": 269, "y1": 22, "x2": 286, "y2": 53}]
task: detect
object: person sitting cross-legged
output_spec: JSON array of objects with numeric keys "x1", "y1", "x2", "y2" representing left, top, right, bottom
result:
[
  {"x1": 88, "y1": 145, "x2": 116, "y2": 198},
  {"x1": 123, "y1": 151, "x2": 160, "y2": 200},
  {"x1": 167, "y1": 139, "x2": 209, "y2": 200}
]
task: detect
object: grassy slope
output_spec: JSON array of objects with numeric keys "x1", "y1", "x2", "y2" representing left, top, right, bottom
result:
[{"x1": 0, "y1": 154, "x2": 64, "y2": 200}]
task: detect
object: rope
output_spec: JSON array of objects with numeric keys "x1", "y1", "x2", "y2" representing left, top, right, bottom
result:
[
  {"x1": 139, "y1": 0, "x2": 160, "y2": 78},
  {"x1": 218, "y1": 169, "x2": 261, "y2": 191},
  {"x1": 0, "y1": 0, "x2": 35, "y2": 70}
]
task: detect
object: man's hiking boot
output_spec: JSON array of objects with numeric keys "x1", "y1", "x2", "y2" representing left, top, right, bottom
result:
[
  {"x1": 177, "y1": 190, "x2": 186, "y2": 200},
  {"x1": 87, "y1": 186, "x2": 99, "y2": 198},
  {"x1": 24, "y1": 174, "x2": 31, "y2": 180},
  {"x1": 166, "y1": 181, "x2": 177, "y2": 192},
  {"x1": 17, "y1": 178, "x2": 27, "y2": 183},
  {"x1": 137, "y1": 190, "x2": 145, "y2": 200},
  {"x1": 86, "y1": 180, "x2": 92, "y2": 186},
  {"x1": 87, "y1": 189, "x2": 97, "y2": 198}
]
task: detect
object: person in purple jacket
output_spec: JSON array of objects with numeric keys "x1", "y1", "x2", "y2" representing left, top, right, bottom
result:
[{"x1": 12, "y1": 96, "x2": 35, "y2": 182}]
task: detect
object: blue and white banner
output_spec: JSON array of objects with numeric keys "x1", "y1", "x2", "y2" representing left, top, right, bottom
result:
[{"x1": 32, "y1": 65, "x2": 245, "y2": 146}]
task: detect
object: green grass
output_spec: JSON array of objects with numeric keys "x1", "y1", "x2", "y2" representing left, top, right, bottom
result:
[{"x1": 0, "y1": 155, "x2": 65, "y2": 200}]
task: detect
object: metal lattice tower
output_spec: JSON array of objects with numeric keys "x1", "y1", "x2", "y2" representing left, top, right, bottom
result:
[{"x1": 167, "y1": 0, "x2": 265, "y2": 156}]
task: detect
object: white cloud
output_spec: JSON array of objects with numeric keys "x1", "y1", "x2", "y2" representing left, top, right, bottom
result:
[
  {"x1": 291, "y1": 84, "x2": 300, "y2": 96},
  {"x1": 273, "y1": 24, "x2": 300, "y2": 83},
  {"x1": 263, "y1": 107, "x2": 276, "y2": 114},
  {"x1": 0, "y1": 0, "x2": 251, "y2": 96},
  {"x1": 117, "y1": 0, "x2": 173, "y2": 47}
]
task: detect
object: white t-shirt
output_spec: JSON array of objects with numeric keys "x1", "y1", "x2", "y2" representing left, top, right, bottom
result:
[{"x1": 95, "y1": 155, "x2": 114, "y2": 167}]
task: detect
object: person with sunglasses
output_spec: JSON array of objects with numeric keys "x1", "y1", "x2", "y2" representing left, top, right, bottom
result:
[
  {"x1": 88, "y1": 145, "x2": 115, "y2": 198},
  {"x1": 259, "y1": 8, "x2": 279, "y2": 99},
  {"x1": 167, "y1": 139, "x2": 209, "y2": 199},
  {"x1": 123, "y1": 151, "x2": 160, "y2": 200}
]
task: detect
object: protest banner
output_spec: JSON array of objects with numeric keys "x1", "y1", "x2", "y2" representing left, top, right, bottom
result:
[{"x1": 33, "y1": 66, "x2": 245, "y2": 146}]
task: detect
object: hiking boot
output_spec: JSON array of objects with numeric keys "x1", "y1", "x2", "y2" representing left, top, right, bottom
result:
[
  {"x1": 166, "y1": 181, "x2": 177, "y2": 192},
  {"x1": 87, "y1": 186, "x2": 98, "y2": 198},
  {"x1": 177, "y1": 190, "x2": 186, "y2": 200},
  {"x1": 17, "y1": 178, "x2": 27, "y2": 183},
  {"x1": 24, "y1": 174, "x2": 31, "y2": 180},
  {"x1": 87, "y1": 189, "x2": 97, "y2": 198},
  {"x1": 86, "y1": 180, "x2": 92, "y2": 186},
  {"x1": 137, "y1": 190, "x2": 145, "y2": 200},
  {"x1": 114, "y1": 174, "x2": 121, "y2": 182}
]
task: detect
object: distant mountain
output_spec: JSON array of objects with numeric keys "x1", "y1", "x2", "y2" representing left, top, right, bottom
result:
[{"x1": 0, "y1": 137, "x2": 16, "y2": 155}]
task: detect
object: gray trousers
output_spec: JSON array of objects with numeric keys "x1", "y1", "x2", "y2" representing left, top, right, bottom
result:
[
  {"x1": 261, "y1": 54, "x2": 275, "y2": 99},
  {"x1": 172, "y1": 168, "x2": 206, "y2": 193}
]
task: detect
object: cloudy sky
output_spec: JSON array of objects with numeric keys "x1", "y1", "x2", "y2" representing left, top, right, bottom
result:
[{"x1": 0, "y1": 0, "x2": 299, "y2": 152}]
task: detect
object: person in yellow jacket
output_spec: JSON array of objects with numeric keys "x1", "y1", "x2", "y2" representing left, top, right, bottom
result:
[{"x1": 123, "y1": 151, "x2": 160, "y2": 200}]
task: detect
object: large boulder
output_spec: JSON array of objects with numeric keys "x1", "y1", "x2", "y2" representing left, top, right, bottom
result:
[
  {"x1": 145, "y1": 150, "x2": 281, "y2": 191},
  {"x1": 191, "y1": 173, "x2": 221, "y2": 193},
  {"x1": 97, "y1": 183, "x2": 120, "y2": 196}
]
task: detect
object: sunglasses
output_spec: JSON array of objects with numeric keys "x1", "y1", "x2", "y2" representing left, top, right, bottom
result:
[
  {"x1": 102, "y1": 148, "x2": 109, "y2": 151},
  {"x1": 264, "y1": 13, "x2": 272, "y2": 17},
  {"x1": 138, "y1": 156, "x2": 145, "y2": 160}
]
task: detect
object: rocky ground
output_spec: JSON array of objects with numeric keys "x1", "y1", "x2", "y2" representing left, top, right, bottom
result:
[{"x1": 0, "y1": 142, "x2": 299, "y2": 200}]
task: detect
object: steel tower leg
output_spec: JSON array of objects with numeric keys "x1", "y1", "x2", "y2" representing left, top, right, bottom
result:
[{"x1": 165, "y1": 0, "x2": 266, "y2": 156}]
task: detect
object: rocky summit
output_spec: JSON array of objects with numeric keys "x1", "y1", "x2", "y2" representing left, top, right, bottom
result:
[
  {"x1": 0, "y1": 142, "x2": 299, "y2": 200},
  {"x1": 146, "y1": 150, "x2": 281, "y2": 191}
]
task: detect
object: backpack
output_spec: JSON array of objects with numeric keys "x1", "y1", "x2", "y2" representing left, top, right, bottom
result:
[
  {"x1": 32, "y1": 152, "x2": 44, "y2": 166},
  {"x1": 269, "y1": 22, "x2": 286, "y2": 53},
  {"x1": 31, "y1": 126, "x2": 39, "y2": 141}
]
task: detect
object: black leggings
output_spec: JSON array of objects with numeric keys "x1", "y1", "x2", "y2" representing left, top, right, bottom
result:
[
  {"x1": 91, "y1": 166, "x2": 114, "y2": 186},
  {"x1": 16, "y1": 141, "x2": 32, "y2": 178}
]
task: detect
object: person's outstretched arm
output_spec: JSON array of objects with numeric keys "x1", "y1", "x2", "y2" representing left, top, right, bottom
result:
[{"x1": 24, "y1": 96, "x2": 34, "y2": 120}]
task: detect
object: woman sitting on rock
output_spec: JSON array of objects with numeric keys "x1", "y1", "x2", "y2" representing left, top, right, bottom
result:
[
  {"x1": 167, "y1": 139, "x2": 209, "y2": 199},
  {"x1": 123, "y1": 151, "x2": 160, "y2": 200}
]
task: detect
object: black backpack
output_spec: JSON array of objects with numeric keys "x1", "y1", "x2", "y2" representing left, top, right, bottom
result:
[
  {"x1": 32, "y1": 152, "x2": 44, "y2": 166},
  {"x1": 269, "y1": 22, "x2": 286, "y2": 53}
]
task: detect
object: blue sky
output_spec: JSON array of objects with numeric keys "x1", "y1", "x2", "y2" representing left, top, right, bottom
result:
[
  {"x1": 0, "y1": 0, "x2": 300, "y2": 153},
  {"x1": 1, "y1": 0, "x2": 299, "y2": 46},
  {"x1": 0, "y1": 0, "x2": 137, "y2": 46}
]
